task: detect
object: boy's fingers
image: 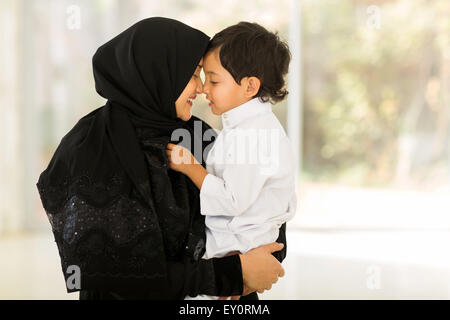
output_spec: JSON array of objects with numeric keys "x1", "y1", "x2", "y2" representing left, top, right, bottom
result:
[{"x1": 267, "y1": 242, "x2": 284, "y2": 253}]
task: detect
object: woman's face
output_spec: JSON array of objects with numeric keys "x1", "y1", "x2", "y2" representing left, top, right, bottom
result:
[{"x1": 175, "y1": 58, "x2": 204, "y2": 121}]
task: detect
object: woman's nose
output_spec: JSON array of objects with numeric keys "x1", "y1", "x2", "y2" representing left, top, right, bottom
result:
[
  {"x1": 201, "y1": 83, "x2": 208, "y2": 94},
  {"x1": 196, "y1": 83, "x2": 203, "y2": 94},
  {"x1": 196, "y1": 78, "x2": 203, "y2": 94}
]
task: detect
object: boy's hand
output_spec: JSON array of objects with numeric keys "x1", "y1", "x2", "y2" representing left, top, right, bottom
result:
[
  {"x1": 166, "y1": 143, "x2": 198, "y2": 173},
  {"x1": 166, "y1": 143, "x2": 208, "y2": 189}
]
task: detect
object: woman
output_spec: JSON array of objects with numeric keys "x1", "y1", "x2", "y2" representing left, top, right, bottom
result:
[{"x1": 36, "y1": 17, "x2": 286, "y2": 300}]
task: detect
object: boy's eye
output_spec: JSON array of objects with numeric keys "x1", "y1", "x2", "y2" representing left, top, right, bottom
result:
[{"x1": 210, "y1": 81, "x2": 218, "y2": 84}]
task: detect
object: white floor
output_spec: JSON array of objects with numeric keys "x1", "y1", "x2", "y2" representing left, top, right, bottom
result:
[
  {"x1": 1, "y1": 230, "x2": 449, "y2": 300},
  {"x1": 0, "y1": 232, "x2": 75, "y2": 300},
  {"x1": 261, "y1": 229, "x2": 450, "y2": 299}
]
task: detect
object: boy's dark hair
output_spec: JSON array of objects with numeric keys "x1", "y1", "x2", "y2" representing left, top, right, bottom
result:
[{"x1": 207, "y1": 22, "x2": 291, "y2": 104}]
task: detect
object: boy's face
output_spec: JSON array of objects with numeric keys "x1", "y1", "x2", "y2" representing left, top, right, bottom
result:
[{"x1": 202, "y1": 48, "x2": 250, "y2": 115}]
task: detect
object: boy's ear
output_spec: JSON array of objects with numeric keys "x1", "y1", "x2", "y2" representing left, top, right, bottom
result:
[{"x1": 243, "y1": 76, "x2": 261, "y2": 98}]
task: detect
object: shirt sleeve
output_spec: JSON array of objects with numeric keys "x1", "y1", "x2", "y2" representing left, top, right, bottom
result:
[
  {"x1": 167, "y1": 254, "x2": 243, "y2": 299},
  {"x1": 200, "y1": 163, "x2": 270, "y2": 216}
]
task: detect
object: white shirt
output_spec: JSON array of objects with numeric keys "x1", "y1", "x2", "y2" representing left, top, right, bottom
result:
[{"x1": 200, "y1": 98, "x2": 297, "y2": 259}]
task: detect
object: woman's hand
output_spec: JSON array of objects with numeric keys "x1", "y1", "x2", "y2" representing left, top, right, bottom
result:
[{"x1": 239, "y1": 242, "x2": 285, "y2": 295}]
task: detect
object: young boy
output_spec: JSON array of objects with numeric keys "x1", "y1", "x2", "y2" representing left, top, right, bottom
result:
[{"x1": 166, "y1": 22, "x2": 297, "y2": 300}]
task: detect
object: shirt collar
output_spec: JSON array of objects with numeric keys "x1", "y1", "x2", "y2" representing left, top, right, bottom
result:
[{"x1": 221, "y1": 98, "x2": 272, "y2": 129}]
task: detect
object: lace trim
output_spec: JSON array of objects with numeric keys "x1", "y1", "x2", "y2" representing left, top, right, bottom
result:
[
  {"x1": 38, "y1": 173, "x2": 167, "y2": 283},
  {"x1": 50, "y1": 194, "x2": 157, "y2": 247},
  {"x1": 37, "y1": 173, "x2": 126, "y2": 214}
]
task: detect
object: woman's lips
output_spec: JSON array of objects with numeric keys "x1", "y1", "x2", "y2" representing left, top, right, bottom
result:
[{"x1": 187, "y1": 96, "x2": 195, "y2": 106}]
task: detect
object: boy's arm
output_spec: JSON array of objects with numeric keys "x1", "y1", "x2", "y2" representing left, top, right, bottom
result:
[
  {"x1": 165, "y1": 143, "x2": 208, "y2": 189},
  {"x1": 166, "y1": 143, "x2": 270, "y2": 217},
  {"x1": 197, "y1": 164, "x2": 269, "y2": 216},
  {"x1": 184, "y1": 163, "x2": 208, "y2": 190}
]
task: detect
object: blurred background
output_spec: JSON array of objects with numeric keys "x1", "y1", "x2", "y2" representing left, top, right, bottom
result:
[{"x1": 0, "y1": 0, "x2": 449, "y2": 299}]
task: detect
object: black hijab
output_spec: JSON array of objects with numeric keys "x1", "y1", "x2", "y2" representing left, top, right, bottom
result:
[
  {"x1": 36, "y1": 17, "x2": 214, "y2": 296},
  {"x1": 92, "y1": 16, "x2": 210, "y2": 207}
]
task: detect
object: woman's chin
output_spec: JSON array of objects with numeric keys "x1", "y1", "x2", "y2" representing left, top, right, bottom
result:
[
  {"x1": 181, "y1": 106, "x2": 192, "y2": 121},
  {"x1": 182, "y1": 112, "x2": 192, "y2": 121}
]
